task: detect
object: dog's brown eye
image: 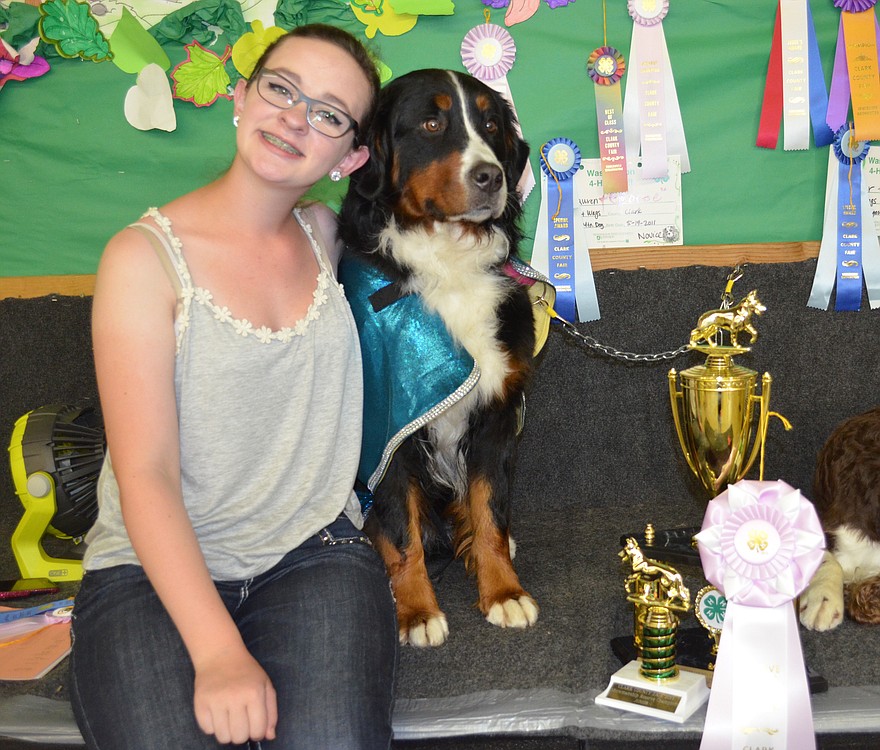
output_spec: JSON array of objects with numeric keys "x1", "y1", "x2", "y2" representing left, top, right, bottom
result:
[
  {"x1": 423, "y1": 118, "x2": 442, "y2": 133},
  {"x1": 484, "y1": 120, "x2": 498, "y2": 135}
]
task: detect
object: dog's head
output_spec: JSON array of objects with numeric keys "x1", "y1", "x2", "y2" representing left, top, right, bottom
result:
[{"x1": 341, "y1": 69, "x2": 530, "y2": 242}]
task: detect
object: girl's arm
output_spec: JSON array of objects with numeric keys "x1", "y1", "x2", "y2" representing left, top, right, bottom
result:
[{"x1": 91, "y1": 227, "x2": 277, "y2": 744}]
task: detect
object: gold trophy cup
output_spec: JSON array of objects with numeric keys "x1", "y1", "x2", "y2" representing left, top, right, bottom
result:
[{"x1": 668, "y1": 290, "x2": 772, "y2": 497}]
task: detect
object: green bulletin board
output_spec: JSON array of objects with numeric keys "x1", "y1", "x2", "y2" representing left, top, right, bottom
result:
[{"x1": 0, "y1": 1, "x2": 849, "y2": 277}]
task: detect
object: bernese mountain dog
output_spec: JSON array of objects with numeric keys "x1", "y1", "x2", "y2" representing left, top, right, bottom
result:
[
  {"x1": 337, "y1": 68, "x2": 543, "y2": 647},
  {"x1": 799, "y1": 406, "x2": 880, "y2": 629}
]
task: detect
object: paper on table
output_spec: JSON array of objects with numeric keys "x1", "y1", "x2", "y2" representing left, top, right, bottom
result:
[{"x1": 0, "y1": 607, "x2": 71, "y2": 681}]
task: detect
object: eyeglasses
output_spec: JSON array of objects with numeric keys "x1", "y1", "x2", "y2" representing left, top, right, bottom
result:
[{"x1": 256, "y1": 69, "x2": 359, "y2": 139}]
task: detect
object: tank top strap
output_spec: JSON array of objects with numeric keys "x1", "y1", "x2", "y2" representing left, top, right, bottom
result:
[
  {"x1": 293, "y1": 205, "x2": 336, "y2": 279},
  {"x1": 129, "y1": 208, "x2": 194, "y2": 297},
  {"x1": 129, "y1": 208, "x2": 193, "y2": 353}
]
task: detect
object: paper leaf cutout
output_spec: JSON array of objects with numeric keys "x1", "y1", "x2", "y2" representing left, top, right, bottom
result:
[
  {"x1": 125, "y1": 63, "x2": 177, "y2": 132},
  {"x1": 171, "y1": 41, "x2": 233, "y2": 107},
  {"x1": 109, "y1": 8, "x2": 171, "y2": 74},
  {"x1": 350, "y1": 1, "x2": 418, "y2": 39},
  {"x1": 505, "y1": 0, "x2": 541, "y2": 25},
  {"x1": 232, "y1": 20, "x2": 286, "y2": 78},
  {"x1": 150, "y1": 0, "x2": 247, "y2": 48},
  {"x1": 389, "y1": 0, "x2": 455, "y2": 13},
  {"x1": 38, "y1": 0, "x2": 112, "y2": 62}
]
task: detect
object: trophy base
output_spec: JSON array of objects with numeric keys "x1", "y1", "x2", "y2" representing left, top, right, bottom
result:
[
  {"x1": 610, "y1": 628, "x2": 829, "y2": 693},
  {"x1": 595, "y1": 660, "x2": 709, "y2": 723}
]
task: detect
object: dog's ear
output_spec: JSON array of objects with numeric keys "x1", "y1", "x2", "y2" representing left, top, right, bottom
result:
[
  {"x1": 348, "y1": 101, "x2": 396, "y2": 203},
  {"x1": 499, "y1": 98, "x2": 530, "y2": 192}
]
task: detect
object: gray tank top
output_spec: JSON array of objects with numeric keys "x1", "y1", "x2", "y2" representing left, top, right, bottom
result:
[{"x1": 83, "y1": 206, "x2": 364, "y2": 580}]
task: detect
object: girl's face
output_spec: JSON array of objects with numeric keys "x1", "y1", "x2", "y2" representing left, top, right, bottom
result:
[{"x1": 232, "y1": 36, "x2": 371, "y2": 189}]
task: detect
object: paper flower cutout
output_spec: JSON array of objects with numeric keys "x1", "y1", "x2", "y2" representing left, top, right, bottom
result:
[
  {"x1": 628, "y1": 0, "x2": 668, "y2": 25},
  {"x1": 171, "y1": 41, "x2": 233, "y2": 107},
  {"x1": 38, "y1": 0, "x2": 112, "y2": 62},
  {"x1": 232, "y1": 20, "x2": 287, "y2": 79},
  {"x1": 461, "y1": 23, "x2": 516, "y2": 80},
  {"x1": 696, "y1": 480, "x2": 825, "y2": 608},
  {"x1": 0, "y1": 37, "x2": 50, "y2": 89},
  {"x1": 125, "y1": 63, "x2": 176, "y2": 132},
  {"x1": 833, "y1": 124, "x2": 869, "y2": 165}
]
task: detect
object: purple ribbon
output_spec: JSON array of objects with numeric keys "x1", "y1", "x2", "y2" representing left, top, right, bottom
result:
[{"x1": 827, "y1": 14, "x2": 880, "y2": 133}]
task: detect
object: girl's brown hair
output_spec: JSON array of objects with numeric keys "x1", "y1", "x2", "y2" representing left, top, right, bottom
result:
[{"x1": 247, "y1": 24, "x2": 381, "y2": 145}]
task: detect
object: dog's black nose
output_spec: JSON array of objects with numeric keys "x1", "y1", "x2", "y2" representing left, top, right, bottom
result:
[{"x1": 470, "y1": 162, "x2": 503, "y2": 194}]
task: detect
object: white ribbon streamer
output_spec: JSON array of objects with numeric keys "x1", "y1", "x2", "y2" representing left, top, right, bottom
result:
[
  {"x1": 781, "y1": 0, "x2": 811, "y2": 151},
  {"x1": 623, "y1": 21, "x2": 690, "y2": 176}
]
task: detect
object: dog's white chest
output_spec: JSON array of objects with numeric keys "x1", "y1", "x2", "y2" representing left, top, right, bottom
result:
[{"x1": 381, "y1": 223, "x2": 512, "y2": 403}]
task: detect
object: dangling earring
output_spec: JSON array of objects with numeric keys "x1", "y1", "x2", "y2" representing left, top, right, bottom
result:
[
  {"x1": 233, "y1": 115, "x2": 240, "y2": 128},
  {"x1": 329, "y1": 169, "x2": 342, "y2": 182}
]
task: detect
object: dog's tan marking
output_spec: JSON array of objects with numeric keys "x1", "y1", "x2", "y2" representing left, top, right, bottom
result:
[
  {"x1": 474, "y1": 93, "x2": 492, "y2": 113},
  {"x1": 373, "y1": 481, "x2": 449, "y2": 646},
  {"x1": 433, "y1": 93, "x2": 453, "y2": 111},
  {"x1": 500, "y1": 355, "x2": 530, "y2": 405},
  {"x1": 400, "y1": 155, "x2": 469, "y2": 222},
  {"x1": 453, "y1": 476, "x2": 538, "y2": 628}
]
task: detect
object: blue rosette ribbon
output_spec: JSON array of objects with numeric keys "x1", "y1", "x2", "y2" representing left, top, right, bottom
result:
[
  {"x1": 538, "y1": 138, "x2": 599, "y2": 322},
  {"x1": 808, "y1": 125, "x2": 880, "y2": 310}
]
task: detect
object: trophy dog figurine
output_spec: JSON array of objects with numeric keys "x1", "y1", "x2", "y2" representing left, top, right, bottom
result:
[
  {"x1": 689, "y1": 290, "x2": 766, "y2": 349},
  {"x1": 621, "y1": 537, "x2": 690, "y2": 611},
  {"x1": 800, "y1": 406, "x2": 880, "y2": 630}
]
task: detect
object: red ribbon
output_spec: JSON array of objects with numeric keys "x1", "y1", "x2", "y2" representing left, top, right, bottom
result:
[{"x1": 757, "y1": 1, "x2": 784, "y2": 149}]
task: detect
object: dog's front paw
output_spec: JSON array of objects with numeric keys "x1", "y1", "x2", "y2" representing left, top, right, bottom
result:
[
  {"x1": 400, "y1": 612, "x2": 449, "y2": 647},
  {"x1": 485, "y1": 595, "x2": 539, "y2": 629},
  {"x1": 799, "y1": 552, "x2": 845, "y2": 631},
  {"x1": 800, "y1": 585, "x2": 844, "y2": 631}
]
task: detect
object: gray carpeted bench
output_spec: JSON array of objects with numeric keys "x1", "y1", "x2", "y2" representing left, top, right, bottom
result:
[{"x1": 2, "y1": 259, "x2": 879, "y2": 745}]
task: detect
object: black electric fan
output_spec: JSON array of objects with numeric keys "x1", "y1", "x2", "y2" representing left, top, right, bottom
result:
[{"x1": 8, "y1": 404, "x2": 105, "y2": 581}]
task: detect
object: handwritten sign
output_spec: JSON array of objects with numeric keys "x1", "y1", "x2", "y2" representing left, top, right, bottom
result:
[
  {"x1": 865, "y1": 145, "x2": 880, "y2": 234},
  {"x1": 573, "y1": 156, "x2": 683, "y2": 248}
]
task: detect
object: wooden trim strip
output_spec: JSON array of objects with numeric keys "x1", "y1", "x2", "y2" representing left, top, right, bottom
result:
[
  {"x1": 1, "y1": 275, "x2": 96, "y2": 299},
  {"x1": 0, "y1": 242, "x2": 820, "y2": 299},
  {"x1": 589, "y1": 241, "x2": 820, "y2": 271}
]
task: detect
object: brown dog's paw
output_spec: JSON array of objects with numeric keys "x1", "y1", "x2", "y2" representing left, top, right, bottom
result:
[
  {"x1": 399, "y1": 612, "x2": 449, "y2": 647},
  {"x1": 848, "y1": 576, "x2": 880, "y2": 624},
  {"x1": 484, "y1": 595, "x2": 539, "y2": 629}
]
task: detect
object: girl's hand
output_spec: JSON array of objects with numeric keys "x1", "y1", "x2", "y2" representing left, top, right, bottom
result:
[{"x1": 193, "y1": 648, "x2": 278, "y2": 744}]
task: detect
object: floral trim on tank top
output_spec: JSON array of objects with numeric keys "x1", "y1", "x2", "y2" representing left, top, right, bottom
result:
[{"x1": 143, "y1": 207, "x2": 331, "y2": 346}]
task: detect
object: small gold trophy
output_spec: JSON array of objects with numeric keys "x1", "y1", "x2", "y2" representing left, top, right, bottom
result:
[
  {"x1": 668, "y1": 289, "x2": 772, "y2": 497},
  {"x1": 596, "y1": 538, "x2": 710, "y2": 723}
]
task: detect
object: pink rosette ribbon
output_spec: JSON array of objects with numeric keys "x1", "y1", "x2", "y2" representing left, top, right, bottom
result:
[
  {"x1": 460, "y1": 22, "x2": 516, "y2": 81},
  {"x1": 695, "y1": 480, "x2": 825, "y2": 750}
]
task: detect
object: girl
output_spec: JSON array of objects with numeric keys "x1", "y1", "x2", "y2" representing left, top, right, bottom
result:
[{"x1": 70, "y1": 25, "x2": 397, "y2": 749}]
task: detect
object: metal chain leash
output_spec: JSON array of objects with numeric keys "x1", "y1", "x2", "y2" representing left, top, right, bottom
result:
[{"x1": 545, "y1": 264, "x2": 745, "y2": 364}]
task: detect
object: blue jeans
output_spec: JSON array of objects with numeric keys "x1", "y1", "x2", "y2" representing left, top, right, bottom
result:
[{"x1": 70, "y1": 515, "x2": 398, "y2": 749}]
